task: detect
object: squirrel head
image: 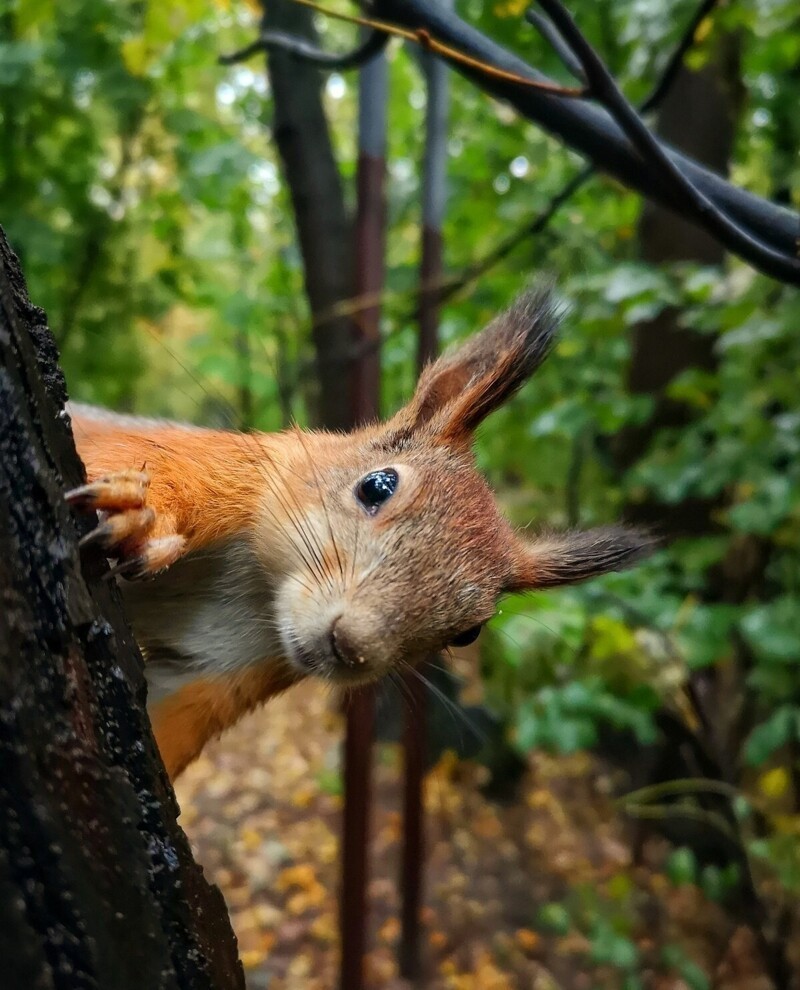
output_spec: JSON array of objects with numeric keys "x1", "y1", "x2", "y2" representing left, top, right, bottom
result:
[{"x1": 260, "y1": 288, "x2": 653, "y2": 686}]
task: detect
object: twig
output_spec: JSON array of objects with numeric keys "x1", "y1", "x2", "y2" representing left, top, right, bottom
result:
[
  {"x1": 640, "y1": 0, "x2": 721, "y2": 114},
  {"x1": 617, "y1": 777, "x2": 739, "y2": 806},
  {"x1": 434, "y1": 0, "x2": 726, "y2": 308},
  {"x1": 432, "y1": 165, "x2": 590, "y2": 309},
  {"x1": 274, "y1": 0, "x2": 791, "y2": 379},
  {"x1": 536, "y1": 0, "x2": 800, "y2": 284},
  {"x1": 525, "y1": 8, "x2": 585, "y2": 82},
  {"x1": 622, "y1": 801, "x2": 741, "y2": 846},
  {"x1": 274, "y1": 0, "x2": 588, "y2": 96},
  {"x1": 219, "y1": 27, "x2": 388, "y2": 70}
]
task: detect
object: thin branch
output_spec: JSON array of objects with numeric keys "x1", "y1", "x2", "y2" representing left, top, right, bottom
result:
[
  {"x1": 641, "y1": 0, "x2": 721, "y2": 114},
  {"x1": 273, "y1": 0, "x2": 793, "y2": 379},
  {"x1": 219, "y1": 27, "x2": 388, "y2": 70},
  {"x1": 622, "y1": 801, "x2": 741, "y2": 846},
  {"x1": 432, "y1": 164, "x2": 590, "y2": 307},
  {"x1": 525, "y1": 8, "x2": 585, "y2": 82},
  {"x1": 617, "y1": 777, "x2": 739, "y2": 806},
  {"x1": 535, "y1": 0, "x2": 800, "y2": 284},
  {"x1": 283, "y1": 0, "x2": 588, "y2": 97}
]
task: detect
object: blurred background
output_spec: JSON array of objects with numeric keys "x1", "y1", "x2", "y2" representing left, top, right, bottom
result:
[{"x1": 1, "y1": 0, "x2": 799, "y2": 987}]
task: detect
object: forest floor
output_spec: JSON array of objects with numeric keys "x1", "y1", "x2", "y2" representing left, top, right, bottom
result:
[{"x1": 175, "y1": 681, "x2": 775, "y2": 990}]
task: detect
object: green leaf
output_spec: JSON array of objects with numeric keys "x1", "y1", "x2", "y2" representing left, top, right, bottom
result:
[
  {"x1": 665, "y1": 846, "x2": 697, "y2": 886},
  {"x1": 741, "y1": 600, "x2": 800, "y2": 665},
  {"x1": 536, "y1": 902, "x2": 571, "y2": 935},
  {"x1": 744, "y1": 706, "x2": 800, "y2": 766},
  {"x1": 589, "y1": 922, "x2": 639, "y2": 969}
]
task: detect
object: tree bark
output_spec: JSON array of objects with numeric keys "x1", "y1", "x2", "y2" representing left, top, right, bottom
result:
[
  {"x1": 261, "y1": 0, "x2": 356, "y2": 431},
  {"x1": 0, "y1": 225, "x2": 244, "y2": 990}
]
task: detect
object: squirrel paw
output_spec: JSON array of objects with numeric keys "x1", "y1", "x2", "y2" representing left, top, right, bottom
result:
[{"x1": 66, "y1": 470, "x2": 185, "y2": 578}]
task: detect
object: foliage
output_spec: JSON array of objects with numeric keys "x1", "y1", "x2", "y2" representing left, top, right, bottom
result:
[{"x1": 2, "y1": 0, "x2": 799, "y2": 982}]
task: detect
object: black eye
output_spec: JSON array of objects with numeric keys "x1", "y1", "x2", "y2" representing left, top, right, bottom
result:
[
  {"x1": 355, "y1": 468, "x2": 399, "y2": 515},
  {"x1": 450, "y1": 625, "x2": 482, "y2": 648}
]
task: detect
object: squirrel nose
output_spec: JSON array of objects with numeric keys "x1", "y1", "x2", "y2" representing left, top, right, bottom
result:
[{"x1": 330, "y1": 618, "x2": 368, "y2": 670}]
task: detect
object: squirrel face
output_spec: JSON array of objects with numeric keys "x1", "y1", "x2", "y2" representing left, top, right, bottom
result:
[
  {"x1": 254, "y1": 288, "x2": 653, "y2": 687},
  {"x1": 266, "y1": 439, "x2": 518, "y2": 685}
]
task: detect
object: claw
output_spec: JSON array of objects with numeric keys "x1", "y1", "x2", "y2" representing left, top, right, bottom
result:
[
  {"x1": 66, "y1": 470, "x2": 150, "y2": 512},
  {"x1": 67, "y1": 469, "x2": 183, "y2": 579},
  {"x1": 102, "y1": 535, "x2": 186, "y2": 581},
  {"x1": 79, "y1": 507, "x2": 156, "y2": 550},
  {"x1": 103, "y1": 556, "x2": 148, "y2": 582}
]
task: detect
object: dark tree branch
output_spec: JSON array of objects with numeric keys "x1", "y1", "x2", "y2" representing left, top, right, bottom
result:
[
  {"x1": 640, "y1": 0, "x2": 722, "y2": 114},
  {"x1": 374, "y1": 0, "x2": 800, "y2": 282},
  {"x1": 525, "y1": 8, "x2": 585, "y2": 82},
  {"x1": 437, "y1": 0, "x2": 727, "y2": 300},
  {"x1": 537, "y1": 0, "x2": 800, "y2": 284},
  {"x1": 219, "y1": 27, "x2": 388, "y2": 70},
  {"x1": 290, "y1": 0, "x2": 742, "y2": 356}
]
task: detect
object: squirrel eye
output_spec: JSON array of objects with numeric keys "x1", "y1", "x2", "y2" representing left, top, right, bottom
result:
[
  {"x1": 355, "y1": 468, "x2": 399, "y2": 515},
  {"x1": 450, "y1": 625, "x2": 482, "y2": 648}
]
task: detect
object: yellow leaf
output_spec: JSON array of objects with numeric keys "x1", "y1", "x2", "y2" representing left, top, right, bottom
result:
[
  {"x1": 311, "y1": 913, "x2": 337, "y2": 942},
  {"x1": 771, "y1": 813, "x2": 800, "y2": 835},
  {"x1": 121, "y1": 37, "x2": 150, "y2": 76},
  {"x1": 493, "y1": 0, "x2": 529, "y2": 15},
  {"x1": 378, "y1": 917, "x2": 400, "y2": 943},
  {"x1": 240, "y1": 826, "x2": 262, "y2": 851},
  {"x1": 240, "y1": 949, "x2": 267, "y2": 969},
  {"x1": 276, "y1": 863, "x2": 316, "y2": 891},
  {"x1": 759, "y1": 767, "x2": 789, "y2": 799},
  {"x1": 291, "y1": 786, "x2": 315, "y2": 808},
  {"x1": 429, "y1": 930, "x2": 448, "y2": 949},
  {"x1": 694, "y1": 16, "x2": 713, "y2": 44}
]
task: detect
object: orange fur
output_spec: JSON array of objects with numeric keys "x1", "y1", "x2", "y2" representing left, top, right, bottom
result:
[
  {"x1": 72, "y1": 415, "x2": 288, "y2": 555},
  {"x1": 150, "y1": 663, "x2": 298, "y2": 779}
]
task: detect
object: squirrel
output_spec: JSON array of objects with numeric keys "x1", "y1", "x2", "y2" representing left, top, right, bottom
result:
[{"x1": 65, "y1": 289, "x2": 652, "y2": 780}]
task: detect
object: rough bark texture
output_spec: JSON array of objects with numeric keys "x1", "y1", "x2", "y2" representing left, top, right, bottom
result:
[
  {"x1": 0, "y1": 225, "x2": 244, "y2": 990},
  {"x1": 261, "y1": 0, "x2": 356, "y2": 431}
]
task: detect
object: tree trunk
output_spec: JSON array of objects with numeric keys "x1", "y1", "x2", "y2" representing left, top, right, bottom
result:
[
  {"x1": 261, "y1": 0, "x2": 356, "y2": 431},
  {"x1": 0, "y1": 225, "x2": 244, "y2": 990}
]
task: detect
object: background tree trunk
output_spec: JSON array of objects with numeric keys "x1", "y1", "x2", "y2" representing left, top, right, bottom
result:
[
  {"x1": 261, "y1": 0, "x2": 356, "y2": 431},
  {"x1": 0, "y1": 225, "x2": 244, "y2": 990}
]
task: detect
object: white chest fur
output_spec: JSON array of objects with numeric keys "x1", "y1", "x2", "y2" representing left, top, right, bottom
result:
[{"x1": 121, "y1": 537, "x2": 283, "y2": 705}]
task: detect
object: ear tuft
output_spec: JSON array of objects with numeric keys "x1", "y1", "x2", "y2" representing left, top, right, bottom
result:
[
  {"x1": 509, "y1": 525, "x2": 657, "y2": 592},
  {"x1": 395, "y1": 285, "x2": 562, "y2": 441}
]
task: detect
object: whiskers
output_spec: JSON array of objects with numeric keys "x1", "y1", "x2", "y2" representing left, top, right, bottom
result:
[
  {"x1": 396, "y1": 658, "x2": 488, "y2": 750},
  {"x1": 290, "y1": 423, "x2": 348, "y2": 591}
]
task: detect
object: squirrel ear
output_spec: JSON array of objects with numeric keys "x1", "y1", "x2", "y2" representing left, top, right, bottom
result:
[
  {"x1": 390, "y1": 287, "x2": 560, "y2": 445},
  {"x1": 507, "y1": 527, "x2": 655, "y2": 592}
]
